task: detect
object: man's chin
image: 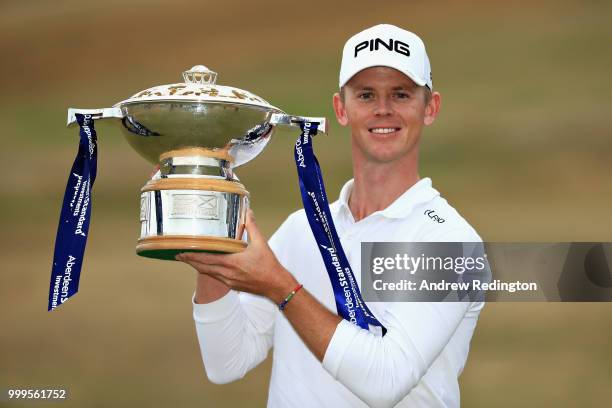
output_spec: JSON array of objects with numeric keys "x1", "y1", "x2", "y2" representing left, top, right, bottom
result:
[{"x1": 363, "y1": 150, "x2": 407, "y2": 165}]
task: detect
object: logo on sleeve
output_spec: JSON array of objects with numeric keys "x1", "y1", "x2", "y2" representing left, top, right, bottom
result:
[
  {"x1": 354, "y1": 38, "x2": 410, "y2": 58},
  {"x1": 424, "y1": 209, "x2": 445, "y2": 223}
]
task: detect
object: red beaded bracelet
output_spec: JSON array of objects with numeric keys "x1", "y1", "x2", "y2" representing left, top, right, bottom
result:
[{"x1": 279, "y1": 284, "x2": 303, "y2": 311}]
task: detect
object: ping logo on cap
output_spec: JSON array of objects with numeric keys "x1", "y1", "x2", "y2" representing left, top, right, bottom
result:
[{"x1": 354, "y1": 38, "x2": 410, "y2": 58}]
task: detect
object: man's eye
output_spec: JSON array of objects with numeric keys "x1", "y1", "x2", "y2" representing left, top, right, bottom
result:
[
  {"x1": 358, "y1": 92, "x2": 374, "y2": 100},
  {"x1": 394, "y1": 92, "x2": 410, "y2": 99}
]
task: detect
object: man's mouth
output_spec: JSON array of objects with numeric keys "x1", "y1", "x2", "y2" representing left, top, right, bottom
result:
[{"x1": 369, "y1": 127, "x2": 401, "y2": 134}]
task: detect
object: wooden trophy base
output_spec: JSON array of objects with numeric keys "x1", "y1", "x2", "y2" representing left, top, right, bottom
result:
[{"x1": 136, "y1": 235, "x2": 247, "y2": 261}]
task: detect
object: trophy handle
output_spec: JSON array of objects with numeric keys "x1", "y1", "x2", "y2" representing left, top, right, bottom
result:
[
  {"x1": 67, "y1": 107, "x2": 123, "y2": 127},
  {"x1": 270, "y1": 113, "x2": 328, "y2": 134}
]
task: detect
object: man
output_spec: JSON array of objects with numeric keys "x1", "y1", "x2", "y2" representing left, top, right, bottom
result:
[{"x1": 177, "y1": 24, "x2": 483, "y2": 407}]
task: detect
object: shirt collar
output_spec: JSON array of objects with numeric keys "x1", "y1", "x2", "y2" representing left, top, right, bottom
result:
[{"x1": 335, "y1": 177, "x2": 439, "y2": 220}]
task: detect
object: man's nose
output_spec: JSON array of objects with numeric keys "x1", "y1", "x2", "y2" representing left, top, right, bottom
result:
[{"x1": 373, "y1": 97, "x2": 393, "y2": 116}]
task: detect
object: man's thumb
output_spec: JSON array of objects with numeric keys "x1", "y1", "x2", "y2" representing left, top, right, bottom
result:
[{"x1": 245, "y1": 209, "x2": 264, "y2": 243}]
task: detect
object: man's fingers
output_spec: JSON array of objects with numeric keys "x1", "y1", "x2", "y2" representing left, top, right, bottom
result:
[
  {"x1": 176, "y1": 251, "x2": 230, "y2": 266},
  {"x1": 177, "y1": 257, "x2": 232, "y2": 281}
]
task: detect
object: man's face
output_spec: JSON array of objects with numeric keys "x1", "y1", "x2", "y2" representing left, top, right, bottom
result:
[{"x1": 333, "y1": 66, "x2": 440, "y2": 165}]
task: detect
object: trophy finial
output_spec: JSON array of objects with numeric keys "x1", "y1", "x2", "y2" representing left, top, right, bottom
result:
[{"x1": 183, "y1": 65, "x2": 218, "y2": 85}]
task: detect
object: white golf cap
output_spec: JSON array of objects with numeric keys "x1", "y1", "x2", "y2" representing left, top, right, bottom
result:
[{"x1": 339, "y1": 24, "x2": 432, "y2": 90}]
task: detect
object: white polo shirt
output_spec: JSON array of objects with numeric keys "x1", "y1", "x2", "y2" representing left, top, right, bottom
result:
[{"x1": 193, "y1": 178, "x2": 484, "y2": 408}]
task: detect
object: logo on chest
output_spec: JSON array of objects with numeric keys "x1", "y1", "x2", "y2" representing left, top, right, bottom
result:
[{"x1": 424, "y1": 209, "x2": 445, "y2": 223}]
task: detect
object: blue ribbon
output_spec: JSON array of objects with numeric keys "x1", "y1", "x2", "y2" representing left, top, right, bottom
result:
[
  {"x1": 48, "y1": 114, "x2": 98, "y2": 311},
  {"x1": 294, "y1": 122, "x2": 386, "y2": 336}
]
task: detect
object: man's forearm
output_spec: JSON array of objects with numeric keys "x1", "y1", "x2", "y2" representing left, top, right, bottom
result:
[
  {"x1": 278, "y1": 285, "x2": 343, "y2": 362},
  {"x1": 194, "y1": 273, "x2": 230, "y2": 304}
]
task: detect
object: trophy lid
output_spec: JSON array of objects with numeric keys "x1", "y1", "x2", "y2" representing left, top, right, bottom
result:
[{"x1": 114, "y1": 65, "x2": 282, "y2": 112}]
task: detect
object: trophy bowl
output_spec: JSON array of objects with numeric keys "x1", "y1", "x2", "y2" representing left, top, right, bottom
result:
[
  {"x1": 120, "y1": 102, "x2": 277, "y2": 166},
  {"x1": 68, "y1": 65, "x2": 326, "y2": 261}
]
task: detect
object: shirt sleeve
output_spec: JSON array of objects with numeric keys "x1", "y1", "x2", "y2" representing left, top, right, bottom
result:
[
  {"x1": 192, "y1": 214, "x2": 295, "y2": 384},
  {"x1": 193, "y1": 290, "x2": 276, "y2": 384},
  {"x1": 322, "y1": 302, "x2": 470, "y2": 408},
  {"x1": 322, "y1": 225, "x2": 484, "y2": 408}
]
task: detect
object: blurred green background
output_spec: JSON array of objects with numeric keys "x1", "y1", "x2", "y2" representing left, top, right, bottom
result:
[{"x1": 1, "y1": 0, "x2": 611, "y2": 406}]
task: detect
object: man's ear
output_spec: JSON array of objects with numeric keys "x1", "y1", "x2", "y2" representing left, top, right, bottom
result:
[
  {"x1": 424, "y1": 91, "x2": 441, "y2": 126},
  {"x1": 333, "y1": 93, "x2": 349, "y2": 126}
]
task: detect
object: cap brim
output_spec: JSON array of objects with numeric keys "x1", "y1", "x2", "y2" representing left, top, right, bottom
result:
[{"x1": 340, "y1": 63, "x2": 427, "y2": 88}]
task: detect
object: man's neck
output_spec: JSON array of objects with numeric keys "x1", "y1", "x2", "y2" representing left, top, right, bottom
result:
[{"x1": 349, "y1": 159, "x2": 420, "y2": 222}]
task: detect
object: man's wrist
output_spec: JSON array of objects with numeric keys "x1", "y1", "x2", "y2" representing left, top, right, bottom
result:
[
  {"x1": 266, "y1": 265, "x2": 300, "y2": 304},
  {"x1": 278, "y1": 284, "x2": 304, "y2": 311}
]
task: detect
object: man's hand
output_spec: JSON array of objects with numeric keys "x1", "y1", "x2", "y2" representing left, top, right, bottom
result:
[{"x1": 177, "y1": 209, "x2": 299, "y2": 304}]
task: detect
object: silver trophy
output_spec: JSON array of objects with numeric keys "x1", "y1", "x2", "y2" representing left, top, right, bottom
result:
[{"x1": 67, "y1": 65, "x2": 327, "y2": 260}]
